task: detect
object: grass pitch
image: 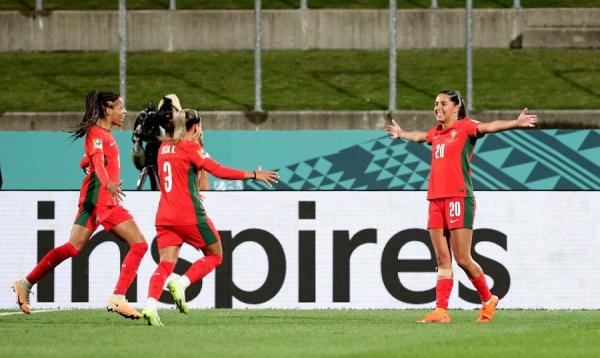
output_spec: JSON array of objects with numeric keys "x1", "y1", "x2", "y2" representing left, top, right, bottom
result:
[{"x1": 1, "y1": 309, "x2": 599, "y2": 357}]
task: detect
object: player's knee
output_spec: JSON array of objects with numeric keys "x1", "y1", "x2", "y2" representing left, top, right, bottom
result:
[
  {"x1": 133, "y1": 233, "x2": 147, "y2": 245},
  {"x1": 454, "y1": 255, "x2": 472, "y2": 269},
  {"x1": 435, "y1": 253, "x2": 451, "y2": 266}
]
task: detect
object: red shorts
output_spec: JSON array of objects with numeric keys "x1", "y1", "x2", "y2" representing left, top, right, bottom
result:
[
  {"x1": 75, "y1": 205, "x2": 133, "y2": 232},
  {"x1": 428, "y1": 197, "x2": 476, "y2": 230},
  {"x1": 156, "y1": 218, "x2": 220, "y2": 250}
]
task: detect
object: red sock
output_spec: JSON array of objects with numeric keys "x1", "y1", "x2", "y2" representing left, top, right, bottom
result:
[
  {"x1": 436, "y1": 278, "x2": 453, "y2": 310},
  {"x1": 471, "y1": 274, "x2": 492, "y2": 302},
  {"x1": 183, "y1": 255, "x2": 222, "y2": 285},
  {"x1": 26, "y1": 243, "x2": 79, "y2": 285},
  {"x1": 148, "y1": 261, "x2": 175, "y2": 300},
  {"x1": 113, "y1": 242, "x2": 148, "y2": 295}
]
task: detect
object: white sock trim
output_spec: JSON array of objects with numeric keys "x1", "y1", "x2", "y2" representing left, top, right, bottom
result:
[
  {"x1": 179, "y1": 275, "x2": 191, "y2": 290},
  {"x1": 147, "y1": 297, "x2": 158, "y2": 312},
  {"x1": 436, "y1": 268, "x2": 453, "y2": 279}
]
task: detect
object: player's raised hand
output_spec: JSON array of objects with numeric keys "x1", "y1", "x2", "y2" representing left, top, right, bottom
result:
[
  {"x1": 386, "y1": 119, "x2": 404, "y2": 139},
  {"x1": 253, "y1": 168, "x2": 279, "y2": 187},
  {"x1": 517, "y1": 108, "x2": 538, "y2": 128},
  {"x1": 107, "y1": 182, "x2": 126, "y2": 202}
]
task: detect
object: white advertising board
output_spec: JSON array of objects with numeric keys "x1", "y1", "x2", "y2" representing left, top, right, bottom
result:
[{"x1": 1, "y1": 191, "x2": 598, "y2": 309}]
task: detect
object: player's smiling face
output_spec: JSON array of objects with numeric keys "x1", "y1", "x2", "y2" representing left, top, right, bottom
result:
[
  {"x1": 434, "y1": 94, "x2": 459, "y2": 123},
  {"x1": 107, "y1": 97, "x2": 127, "y2": 127}
]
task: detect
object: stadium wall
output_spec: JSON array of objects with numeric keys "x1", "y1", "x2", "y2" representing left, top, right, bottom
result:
[
  {"x1": 1, "y1": 110, "x2": 599, "y2": 131},
  {"x1": 1, "y1": 9, "x2": 600, "y2": 52},
  {"x1": 0, "y1": 130, "x2": 598, "y2": 191},
  {"x1": 1, "y1": 191, "x2": 598, "y2": 309}
]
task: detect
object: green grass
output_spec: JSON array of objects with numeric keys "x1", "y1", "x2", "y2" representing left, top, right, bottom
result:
[
  {"x1": 1, "y1": 49, "x2": 599, "y2": 112},
  {"x1": 0, "y1": 0, "x2": 599, "y2": 10},
  {"x1": 1, "y1": 309, "x2": 599, "y2": 357}
]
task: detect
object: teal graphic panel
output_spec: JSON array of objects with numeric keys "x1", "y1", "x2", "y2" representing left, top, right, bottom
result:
[
  {"x1": 0, "y1": 130, "x2": 598, "y2": 190},
  {"x1": 245, "y1": 129, "x2": 600, "y2": 191}
]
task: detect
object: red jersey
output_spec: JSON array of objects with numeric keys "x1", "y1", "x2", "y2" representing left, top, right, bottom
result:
[
  {"x1": 425, "y1": 118, "x2": 483, "y2": 200},
  {"x1": 156, "y1": 140, "x2": 245, "y2": 226},
  {"x1": 78, "y1": 125, "x2": 121, "y2": 208}
]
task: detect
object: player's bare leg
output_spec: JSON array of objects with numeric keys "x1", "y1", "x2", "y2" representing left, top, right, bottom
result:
[
  {"x1": 451, "y1": 228, "x2": 498, "y2": 322},
  {"x1": 143, "y1": 245, "x2": 180, "y2": 326},
  {"x1": 168, "y1": 241, "x2": 222, "y2": 315},
  {"x1": 418, "y1": 229, "x2": 453, "y2": 323},
  {"x1": 106, "y1": 220, "x2": 148, "y2": 320},
  {"x1": 12, "y1": 224, "x2": 91, "y2": 314}
]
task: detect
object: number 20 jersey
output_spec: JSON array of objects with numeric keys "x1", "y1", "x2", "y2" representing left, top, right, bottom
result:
[{"x1": 425, "y1": 118, "x2": 484, "y2": 200}]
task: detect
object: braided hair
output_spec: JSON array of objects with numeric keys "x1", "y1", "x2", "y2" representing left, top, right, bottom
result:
[
  {"x1": 70, "y1": 90, "x2": 120, "y2": 140},
  {"x1": 437, "y1": 90, "x2": 466, "y2": 120}
]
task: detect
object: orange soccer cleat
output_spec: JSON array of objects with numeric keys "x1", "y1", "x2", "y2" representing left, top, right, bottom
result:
[
  {"x1": 476, "y1": 295, "x2": 499, "y2": 323},
  {"x1": 106, "y1": 295, "x2": 142, "y2": 320},
  {"x1": 11, "y1": 280, "x2": 32, "y2": 314},
  {"x1": 417, "y1": 308, "x2": 451, "y2": 323}
]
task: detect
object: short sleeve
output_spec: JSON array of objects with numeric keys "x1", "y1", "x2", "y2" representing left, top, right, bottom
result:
[{"x1": 462, "y1": 118, "x2": 483, "y2": 138}]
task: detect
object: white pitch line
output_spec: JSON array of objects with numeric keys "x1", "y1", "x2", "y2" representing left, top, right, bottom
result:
[{"x1": 0, "y1": 309, "x2": 62, "y2": 316}]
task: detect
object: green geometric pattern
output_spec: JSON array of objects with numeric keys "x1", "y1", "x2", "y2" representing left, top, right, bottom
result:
[{"x1": 244, "y1": 130, "x2": 600, "y2": 190}]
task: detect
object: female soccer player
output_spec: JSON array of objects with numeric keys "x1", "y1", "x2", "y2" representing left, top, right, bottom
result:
[
  {"x1": 386, "y1": 90, "x2": 538, "y2": 323},
  {"x1": 142, "y1": 109, "x2": 278, "y2": 326},
  {"x1": 12, "y1": 91, "x2": 148, "y2": 319}
]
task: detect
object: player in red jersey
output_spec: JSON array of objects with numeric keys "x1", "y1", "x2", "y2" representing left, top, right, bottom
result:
[
  {"x1": 386, "y1": 90, "x2": 538, "y2": 323},
  {"x1": 12, "y1": 91, "x2": 148, "y2": 319},
  {"x1": 141, "y1": 109, "x2": 278, "y2": 326}
]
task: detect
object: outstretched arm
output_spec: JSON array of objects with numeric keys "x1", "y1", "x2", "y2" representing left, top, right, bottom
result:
[
  {"x1": 385, "y1": 119, "x2": 427, "y2": 143},
  {"x1": 199, "y1": 153, "x2": 279, "y2": 187},
  {"x1": 478, "y1": 108, "x2": 538, "y2": 134}
]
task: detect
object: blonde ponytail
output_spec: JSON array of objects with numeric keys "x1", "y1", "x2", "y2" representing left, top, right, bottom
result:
[{"x1": 172, "y1": 110, "x2": 187, "y2": 143}]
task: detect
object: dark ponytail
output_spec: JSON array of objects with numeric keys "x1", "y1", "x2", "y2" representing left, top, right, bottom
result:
[
  {"x1": 184, "y1": 109, "x2": 201, "y2": 130},
  {"x1": 438, "y1": 90, "x2": 466, "y2": 120},
  {"x1": 185, "y1": 109, "x2": 204, "y2": 147},
  {"x1": 70, "y1": 90, "x2": 120, "y2": 140}
]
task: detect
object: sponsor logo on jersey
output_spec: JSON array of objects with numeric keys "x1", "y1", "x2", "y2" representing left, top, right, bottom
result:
[{"x1": 94, "y1": 138, "x2": 102, "y2": 150}]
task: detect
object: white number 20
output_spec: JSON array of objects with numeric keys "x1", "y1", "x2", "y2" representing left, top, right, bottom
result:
[
  {"x1": 163, "y1": 161, "x2": 173, "y2": 192},
  {"x1": 449, "y1": 201, "x2": 461, "y2": 217},
  {"x1": 435, "y1": 144, "x2": 445, "y2": 159}
]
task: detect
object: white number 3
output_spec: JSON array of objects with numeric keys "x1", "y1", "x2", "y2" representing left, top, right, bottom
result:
[{"x1": 163, "y1": 161, "x2": 173, "y2": 192}]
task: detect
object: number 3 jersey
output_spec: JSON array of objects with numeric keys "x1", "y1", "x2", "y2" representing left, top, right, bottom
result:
[
  {"x1": 425, "y1": 118, "x2": 484, "y2": 200},
  {"x1": 155, "y1": 140, "x2": 245, "y2": 226}
]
